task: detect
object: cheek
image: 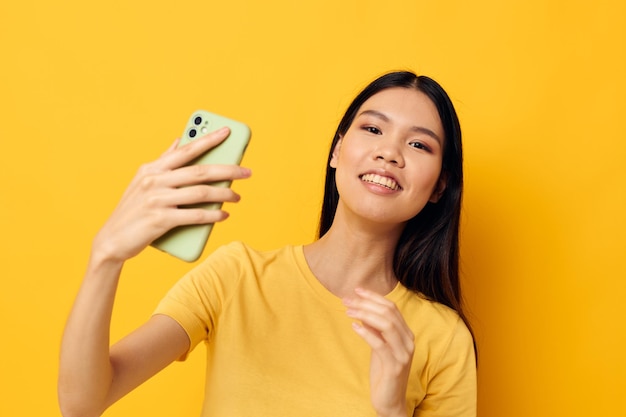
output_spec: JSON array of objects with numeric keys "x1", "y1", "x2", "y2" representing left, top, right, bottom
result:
[
  {"x1": 333, "y1": 142, "x2": 365, "y2": 172},
  {"x1": 407, "y1": 163, "x2": 444, "y2": 203},
  {"x1": 333, "y1": 165, "x2": 352, "y2": 196},
  {"x1": 414, "y1": 159, "x2": 443, "y2": 184}
]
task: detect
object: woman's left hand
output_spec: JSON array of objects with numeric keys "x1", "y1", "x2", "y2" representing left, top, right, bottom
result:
[{"x1": 344, "y1": 288, "x2": 415, "y2": 417}]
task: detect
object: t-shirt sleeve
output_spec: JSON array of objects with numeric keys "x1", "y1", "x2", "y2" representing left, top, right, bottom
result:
[
  {"x1": 415, "y1": 317, "x2": 477, "y2": 417},
  {"x1": 152, "y1": 242, "x2": 247, "y2": 360}
]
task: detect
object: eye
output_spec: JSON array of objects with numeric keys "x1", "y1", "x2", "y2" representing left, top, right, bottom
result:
[
  {"x1": 362, "y1": 126, "x2": 382, "y2": 135},
  {"x1": 409, "y1": 141, "x2": 432, "y2": 152}
]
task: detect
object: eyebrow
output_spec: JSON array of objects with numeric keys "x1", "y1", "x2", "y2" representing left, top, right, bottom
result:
[{"x1": 358, "y1": 109, "x2": 443, "y2": 145}]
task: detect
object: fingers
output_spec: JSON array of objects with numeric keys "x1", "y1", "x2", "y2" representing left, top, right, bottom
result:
[
  {"x1": 166, "y1": 205, "x2": 231, "y2": 227},
  {"x1": 133, "y1": 164, "x2": 250, "y2": 218},
  {"x1": 147, "y1": 184, "x2": 242, "y2": 209},
  {"x1": 344, "y1": 289, "x2": 414, "y2": 417},
  {"x1": 157, "y1": 127, "x2": 231, "y2": 172},
  {"x1": 161, "y1": 164, "x2": 252, "y2": 189},
  {"x1": 343, "y1": 288, "x2": 415, "y2": 361},
  {"x1": 136, "y1": 127, "x2": 250, "y2": 190},
  {"x1": 94, "y1": 129, "x2": 250, "y2": 261}
]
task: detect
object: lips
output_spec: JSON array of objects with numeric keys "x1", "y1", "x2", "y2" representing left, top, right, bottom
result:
[{"x1": 360, "y1": 173, "x2": 401, "y2": 191}]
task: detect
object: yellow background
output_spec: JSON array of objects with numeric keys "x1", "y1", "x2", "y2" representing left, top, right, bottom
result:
[{"x1": 1, "y1": 0, "x2": 625, "y2": 416}]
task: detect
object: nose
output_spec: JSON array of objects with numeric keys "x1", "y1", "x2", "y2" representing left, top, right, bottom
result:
[{"x1": 374, "y1": 139, "x2": 404, "y2": 167}]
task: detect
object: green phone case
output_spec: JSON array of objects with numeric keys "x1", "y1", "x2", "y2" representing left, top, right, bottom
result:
[{"x1": 150, "y1": 110, "x2": 251, "y2": 262}]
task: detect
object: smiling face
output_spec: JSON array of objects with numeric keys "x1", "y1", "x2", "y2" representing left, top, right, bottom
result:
[{"x1": 330, "y1": 87, "x2": 446, "y2": 229}]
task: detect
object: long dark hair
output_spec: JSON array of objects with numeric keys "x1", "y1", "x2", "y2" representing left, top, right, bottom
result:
[{"x1": 319, "y1": 71, "x2": 474, "y2": 345}]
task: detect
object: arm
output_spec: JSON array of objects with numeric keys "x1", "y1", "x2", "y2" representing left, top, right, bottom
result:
[
  {"x1": 58, "y1": 261, "x2": 189, "y2": 417},
  {"x1": 58, "y1": 128, "x2": 251, "y2": 417}
]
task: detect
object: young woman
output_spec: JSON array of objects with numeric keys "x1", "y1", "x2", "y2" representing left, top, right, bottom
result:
[{"x1": 59, "y1": 71, "x2": 476, "y2": 417}]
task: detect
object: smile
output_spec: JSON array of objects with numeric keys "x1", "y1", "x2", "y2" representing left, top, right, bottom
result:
[{"x1": 360, "y1": 173, "x2": 401, "y2": 191}]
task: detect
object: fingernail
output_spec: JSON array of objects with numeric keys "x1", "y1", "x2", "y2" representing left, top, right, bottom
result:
[{"x1": 342, "y1": 297, "x2": 353, "y2": 306}]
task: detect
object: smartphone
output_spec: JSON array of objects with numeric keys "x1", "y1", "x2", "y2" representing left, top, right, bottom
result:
[{"x1": 150, "y1": 110, "x2": 251, "y2": 262}]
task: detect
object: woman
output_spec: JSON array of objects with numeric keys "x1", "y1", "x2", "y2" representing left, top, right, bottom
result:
[{"x1": 59, "y1": 71, "x2": 476, "y2": 417}]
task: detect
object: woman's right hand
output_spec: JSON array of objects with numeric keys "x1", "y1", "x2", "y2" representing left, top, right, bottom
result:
[{"x1": 92, "y1": 126, "x2": 251, "y2": 264}]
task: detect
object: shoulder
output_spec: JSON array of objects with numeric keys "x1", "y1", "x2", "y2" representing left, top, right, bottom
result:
[
  {"x1": 155, "y1": 242, "x2": 298, "y2": 324},
  {"x1": 202, "y1": 241, "x2": 297, "y2": 266},
  {"x1": 394, "y1": 287, "x2": 474, "y2": 359},
  {"x1": 190, "y1": 241, "x2": 299, "y2": 279},
  {"x1": 394, "y1": 286, "x2": 463, "y2": 329},
  {"x1": 396, "y1": 289, "x2": 476, "y2": 413}
]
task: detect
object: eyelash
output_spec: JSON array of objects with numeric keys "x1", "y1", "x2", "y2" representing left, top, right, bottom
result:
[
  {"x1": 363, "y1": 126, "x2": 381, "y2": 135},
  {"x1": 362, "y1": 125, "x2": 432, "y2": 153},
  {"x1": 410, "y1": 141, "x2": 432, "y2": 152}
]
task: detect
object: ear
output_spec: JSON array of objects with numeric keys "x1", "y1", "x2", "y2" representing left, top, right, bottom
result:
[
  {"x1": 429, "y1": 172, "x2": 447, "y2": 203},
  {"x1": 329, "y1": 137, "x2": 343, "y2": 168}
]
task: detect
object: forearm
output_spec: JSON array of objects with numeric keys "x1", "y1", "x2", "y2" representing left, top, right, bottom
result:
[
  {"x1": 57, "y1": 127, "x2": 251, "y2": 416},
  {"x1": 58, "y1": 250, "x2": 124, "y2": 417}
]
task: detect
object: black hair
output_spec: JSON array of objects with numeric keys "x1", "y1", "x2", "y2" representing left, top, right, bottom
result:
[{"x1": 318, "y1": 71, "x2": 475, "y2": 348}]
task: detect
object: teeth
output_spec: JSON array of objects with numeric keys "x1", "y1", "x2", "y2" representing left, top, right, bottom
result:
[{"x1": 360, "y1": 173, "x2": 400, "y2": 190}]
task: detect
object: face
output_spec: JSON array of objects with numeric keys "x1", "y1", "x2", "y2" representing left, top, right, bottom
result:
[{"x1": 330, "y1": 87, "x2": 446, "y2": 228}]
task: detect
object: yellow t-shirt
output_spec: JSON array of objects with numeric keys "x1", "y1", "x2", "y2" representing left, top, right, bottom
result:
[{"x1": 154, "y1": 242, "x2": 476, "y2": 416}]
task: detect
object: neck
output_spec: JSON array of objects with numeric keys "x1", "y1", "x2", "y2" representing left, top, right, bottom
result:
[{"x1": 304, "y1": 207, "x2": 405, "y2": 299}]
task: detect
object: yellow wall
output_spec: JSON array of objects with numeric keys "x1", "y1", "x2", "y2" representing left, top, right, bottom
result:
[{"x1": 1, "y1": 1, "x2": 624, "y2": 416}]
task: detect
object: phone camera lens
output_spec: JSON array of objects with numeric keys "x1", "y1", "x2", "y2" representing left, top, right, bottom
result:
[
  {"x1": 188, "y1": 128, "x2": 197, "y2": 138},
  {"x1": 194, "y1": 116, "x2": 202, "y2": 125}
]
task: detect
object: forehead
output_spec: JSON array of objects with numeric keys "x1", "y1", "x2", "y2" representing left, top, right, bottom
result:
[{"x1": 358, "y1": 87, "x2": 444, "y2": 139}]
